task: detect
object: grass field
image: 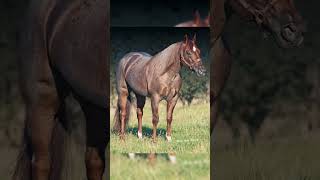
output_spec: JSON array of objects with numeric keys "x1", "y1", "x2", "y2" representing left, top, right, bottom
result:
[
  {"x1": 110, "y1": 153, "x2": 210, "y2": 180},
  {"x1": 213, "y1": 128, "x2": 320, "y2": 180},
  {"x1": 110, "y1": 101, "x2": 210, "y2": 153}
]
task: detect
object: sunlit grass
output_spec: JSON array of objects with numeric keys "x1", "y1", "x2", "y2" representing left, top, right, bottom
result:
[
  {"x1": 110, "y1": 153, "x2": 210, "y2": 180},
  {"x1": 110, "y1": 101, "x2": 210, "y2": 153}
]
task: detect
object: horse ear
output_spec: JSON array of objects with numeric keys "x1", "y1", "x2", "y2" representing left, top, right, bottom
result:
[
  {"x1": 193, "y1": 34, "x2": 197, "y2": 42},
  {"x1": 184, "y1": 34, "x2": 189, "y2": 45},
  {"x1": 193, "y1": 10, "x2": 201, "y2": 23},
  {"x1": 205, "y1": 13, "x2": 210, "y2": 25}
]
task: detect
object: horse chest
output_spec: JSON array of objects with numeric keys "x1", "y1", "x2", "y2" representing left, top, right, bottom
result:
[{"x1": 157, "y1": 73, "x2": 181, "y2": 99}]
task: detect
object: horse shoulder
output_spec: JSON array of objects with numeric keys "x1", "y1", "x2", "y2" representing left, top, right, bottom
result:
[{"x1": 172, "y1": 74, "x2": 182, "y2": 90}]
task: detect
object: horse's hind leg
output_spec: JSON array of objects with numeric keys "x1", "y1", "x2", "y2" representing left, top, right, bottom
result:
[
  {"x1": 136, "y1": 94, "x2": 146, "y2": 139},
  {"x1": 26, "y1": 77, "x2": 60, "y2": 180},
  {"x1": 118, "y1": 89, "x2": 129, "y2": 140},
  {"x1": 210, "y1": 37, "x2": 232, "y2": 134},
  {"x1": 166, "y1": 95, "x2": 179, "y2": 142},
  {"x1": 79, "y1": 99, "x2": 108, "y2": 180}
]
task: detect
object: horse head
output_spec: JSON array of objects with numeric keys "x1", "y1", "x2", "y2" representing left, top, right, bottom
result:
[
  {"x1": 180, "y1": 34, "x2": 206, "y2": 77},
  {"x1": 231, "y1": 0, "x2": 306, "y2": 48}
]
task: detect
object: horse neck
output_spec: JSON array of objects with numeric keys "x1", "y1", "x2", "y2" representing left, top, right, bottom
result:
[{"x1": 149, "y1": 42, "x2": 182, "y2": 75}]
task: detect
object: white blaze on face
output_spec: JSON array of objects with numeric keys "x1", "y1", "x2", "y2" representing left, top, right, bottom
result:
[{"x1": 192, "y1": 46, "x2": 196, "y2": 52}]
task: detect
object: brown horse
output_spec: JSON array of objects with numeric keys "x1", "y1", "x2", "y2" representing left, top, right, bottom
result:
[
  {"x1": 210, "y1": 0, "x2": 306, "y2": 133},
  {"x1": 175, "y1": 10, "x2": 210, "y2": 27},
  {"x1": 113, "y1": 35, "x2": 206, "y2": 142},
  {"x1": 13, "y1": 0, "x2": 109, "y2": 180}
]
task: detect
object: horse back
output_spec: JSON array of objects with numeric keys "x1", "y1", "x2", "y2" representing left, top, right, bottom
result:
[
  {"x1": 117, "y1": 52, "x2": 152, "y2": 96},
  {"x1": 118, "y1": 52, "x2": 152, "y2": 74},
  {"x1": 20, "y1": 0, "x2": 108, "y2": 109},
  {"x1": 175, "y1": 20, "x2": 207, "y2": 27}
]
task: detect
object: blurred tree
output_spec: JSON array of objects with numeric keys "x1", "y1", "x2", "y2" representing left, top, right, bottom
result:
[{"x1": 179, "y1": 67, "x2": 208, "y2": 105}]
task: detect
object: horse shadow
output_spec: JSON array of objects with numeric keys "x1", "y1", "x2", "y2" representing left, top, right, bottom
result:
[{"x1": 127, "y1": 126, "x2": 167, "y2": 140}]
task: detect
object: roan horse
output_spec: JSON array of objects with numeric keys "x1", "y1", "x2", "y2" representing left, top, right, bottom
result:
[
  {"x1": 13, "y1": 0, "x2": 109, "y2": 180},
  {"x1": 175, "y1": 10, "x2": 210, "y2": 27},
  {"x1": 210, "y1": 0, "x2": 306, "y2": 134},
  {"x1": 113, "y1": 35, "x2": 206, "y2": 142}
]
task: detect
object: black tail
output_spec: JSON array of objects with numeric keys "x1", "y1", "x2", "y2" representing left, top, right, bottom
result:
[
  {"x1": 12, "y1": 125, "x2": 32, "y2": 180},
  {"x1": 49, "y1": 104, "x2": 69, "y2": 180},
  {"x1": 112, "y1": 97, "x2": 132, "y2": 133}
]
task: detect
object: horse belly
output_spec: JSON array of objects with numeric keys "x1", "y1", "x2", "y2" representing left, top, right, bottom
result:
[
  {"x1": 126, "y1": 70, "x2": 148, "y2": 96},
  {"x1": 49, "y1": 0, "x2": 108, "y2": 108}
]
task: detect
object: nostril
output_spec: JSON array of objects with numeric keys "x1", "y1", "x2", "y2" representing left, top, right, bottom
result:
[
  {"x1": 284, "y1": 24, "x2": 296, "y2": 33},
  {"x1": 282, "y1": 28, "x2": 294, "y2": 38},
  {"x1": 291, "y1": 25, "x2": 297, "y2": 32}
]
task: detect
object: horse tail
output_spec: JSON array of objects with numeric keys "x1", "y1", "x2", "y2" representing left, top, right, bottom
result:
[
  {"x1": 112, "y1": 96, "x2": 132, "y2": 133},
  {"x1": 12, "y1": 124, "x2": 32, "y2": 180},
  {"x1": 49, "y1": 102, "x2": 70, "y2": 180}
]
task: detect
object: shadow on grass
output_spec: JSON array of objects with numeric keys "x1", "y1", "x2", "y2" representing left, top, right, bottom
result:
[{"x1": 126, "y1": 126, "x2": 167, "y2": 140}]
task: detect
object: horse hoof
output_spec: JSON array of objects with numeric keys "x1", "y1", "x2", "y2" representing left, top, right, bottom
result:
[
  {"x1": 128, "y1": 153, "x2": 135, "y2": 159},
  {"x1": 148, "y1": 153, "x2": 157, "y2": 166},
  {"x1": 168, "y1": 154, "x2": 177, "y2": 164},
  {"x1": 120, "y1": 134, "x2": 125, "y2": 141},
  {"x1": 166, "y1": 135, "x2": 172, "y2": 142},
  {"x1": 137, "y1": 132, "x2": 143, "y2": 139}
]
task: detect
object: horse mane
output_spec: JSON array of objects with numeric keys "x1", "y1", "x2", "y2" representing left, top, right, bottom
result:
[
  {"x1": 211, "y1": 0, "x2": 226, "y2": 42},
  {"x1": 211, "y1": 0, "x2": 251, "y2": 43},
  {"x1": 148, "y1": 42, "x2": 182, "y2": 73}
]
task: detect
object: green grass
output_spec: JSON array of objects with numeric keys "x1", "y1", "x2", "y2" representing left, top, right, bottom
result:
[
  {"x1": 110, "y1": 101, "x2": 210, "y2": 153},
  {"x1": 213, "y1": 132, "x2": 320, "y2": 180},
  {"x1": 110, "y1": 153, "x2": 210, "y2": 180}
]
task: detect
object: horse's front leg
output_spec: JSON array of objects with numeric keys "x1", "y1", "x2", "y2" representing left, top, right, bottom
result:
[
  {"x1": 151, "y1": 95, "x2": 160, "y2": 142},
  {"x1": 166, "y1": 95, "x2": 179, "y2": 142},
  {"x1": 210, "y1": 36, "x2": 232, "y2": 134}
]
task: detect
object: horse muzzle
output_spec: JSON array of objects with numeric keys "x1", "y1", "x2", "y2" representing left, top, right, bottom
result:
[{"x1": 280, "y1": 23, "x2": 304, "y2": 46}]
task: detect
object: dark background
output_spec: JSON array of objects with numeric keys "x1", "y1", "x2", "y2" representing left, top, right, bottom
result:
[
  {"x1": 213, "y1": 0, "x2": 320, "y2": 179},
  {"x1": 111, "y1": 0, "x2": 209, "y2": 26},
  {"x1": 216, "y1": 0, "x2": 320, "y2": 141}
]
